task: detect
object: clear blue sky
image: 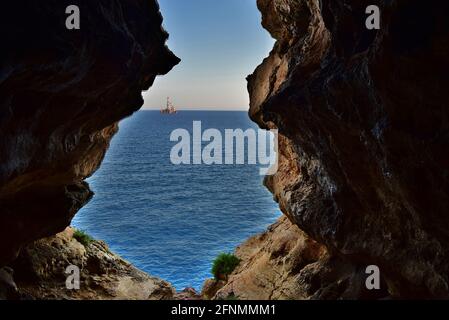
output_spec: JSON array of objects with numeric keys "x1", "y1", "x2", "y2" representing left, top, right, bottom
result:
[{"x1": 143, "y1": 0, "x2": 274, "y2": 110}]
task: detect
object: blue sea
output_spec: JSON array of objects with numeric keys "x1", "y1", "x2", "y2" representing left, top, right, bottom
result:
[{"x1": 72, "y1": 111, "x2": 281, "y2": 291}]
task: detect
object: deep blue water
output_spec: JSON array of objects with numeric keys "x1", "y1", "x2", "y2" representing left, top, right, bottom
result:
[{"x1": 72, "y1": 111, "x2": 281, "y2": 291}]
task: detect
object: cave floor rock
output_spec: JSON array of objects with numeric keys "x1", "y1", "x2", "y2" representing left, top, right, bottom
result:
[{"x1": 9, "y1": 228, "x2": 175, "y2": 300}]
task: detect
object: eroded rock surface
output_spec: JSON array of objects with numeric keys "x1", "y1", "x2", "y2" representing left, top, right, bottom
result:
[
  {"x1": 10, "y1": 228, "x2": 175, "y2": 300},
  {"x1": 249, "y1": 0, "x2": 449, "y2": 298},
  {"x1": 215, "y1": 216, "x2": 326, "y2": 300},
  {"x1": 214, "y1": 216, "x2": 389, "y2": 300},
  {"x1": 0, "y1": 1, "x2": 179, "y2": 265}
]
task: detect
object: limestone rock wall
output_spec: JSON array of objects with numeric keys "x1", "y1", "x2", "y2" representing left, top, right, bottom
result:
[
  {"x1": 10, "y1": 228, "x2": 175, "y2": 300},
  {"x1": 0, "y1": 0, "x2": 179, "y2": 265},
  {"x1": 249, "y1": 0, "x2": 449, "y2": 298},
  {"x1": 214, "y1": 216, "x2": 389, "y2": 300}
]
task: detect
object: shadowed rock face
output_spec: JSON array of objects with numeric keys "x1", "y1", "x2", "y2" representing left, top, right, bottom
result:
[
  {"x1": 0, "y1": 1, "x2": 180, "y2": 265},
  {"x1": 249, "y1": 0, "x2": 449, "y2": 298}
]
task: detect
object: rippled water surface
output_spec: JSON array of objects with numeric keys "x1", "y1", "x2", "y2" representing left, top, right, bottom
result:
[{"x1": 73, "y1": 111, "x2": 281, "y2": 290}]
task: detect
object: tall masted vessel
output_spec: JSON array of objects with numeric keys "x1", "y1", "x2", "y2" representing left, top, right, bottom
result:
[{"x1": 161, "y1": 97, "x2": 177, "y2": 114}]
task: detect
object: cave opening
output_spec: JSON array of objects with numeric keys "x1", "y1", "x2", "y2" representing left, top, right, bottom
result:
[
  {"x1": 71, "y1": 0, "x2": 279, "y2": 291},
  {"x1": 3, "y1": 0, "x2": 449, "y2": 301}
]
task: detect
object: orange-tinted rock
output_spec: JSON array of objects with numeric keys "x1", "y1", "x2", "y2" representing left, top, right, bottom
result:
[
  {"x1": 174, "y1": 287, "x2": 202, "y2": 300},
  {"x1": 215, "y1": 216, "x2": 390, "y2": 300},
  {"x1": 10, "y1": 228, "x2": 175, "y2": 300},
  {"x1": 201, "y1": 279, "x2": 226, "y2": 300}
]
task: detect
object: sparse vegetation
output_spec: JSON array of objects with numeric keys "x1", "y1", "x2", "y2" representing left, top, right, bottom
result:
[
  {"x1": 73, "y1": 229, "x2": 94, "y2": 247},
  {"x1": 212, "y1": 253, "x2": 240, "y2": 281}
]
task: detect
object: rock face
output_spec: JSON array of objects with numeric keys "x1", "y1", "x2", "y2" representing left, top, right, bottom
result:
[
  {"x1": 0, "y1": 1, "x2": 179, "y2": 266},
  {"x1": 10, "y1": 228, "x2": 175, "y2": 300},
  {"x1": 201, "y1": 279, "x2": 226, "y2": 300},
  {"x1": 214, "y1": 216, "x2": 389, "y2": 300},
  {"x1": 174, "y1": 287, "x2": 202, "y2": 301},
  {"x1": 215, "y1": 216, "x2": 327, "y2": 300},
  {"x1": 249, "y1": 0, "x2": 449, "y2": 298},
  {"x1": 0, "y1": 267, "x2": 18, "y2": 300}
]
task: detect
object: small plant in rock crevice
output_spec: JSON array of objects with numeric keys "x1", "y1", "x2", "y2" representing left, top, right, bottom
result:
[
  {"x1": 73, "y1": 229, "x2": 94, "y2": 247},
  {"x1": 211, "y1": 253, "x2": 240, "y2": 281}
]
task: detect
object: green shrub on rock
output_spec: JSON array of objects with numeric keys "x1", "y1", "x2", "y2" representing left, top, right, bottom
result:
[
  {"x1": 212, "y1": 253, "x2": 240, "y2": 281},
  {"x1": 73, "y1": 229, "x2": 94, "y2": 247}
]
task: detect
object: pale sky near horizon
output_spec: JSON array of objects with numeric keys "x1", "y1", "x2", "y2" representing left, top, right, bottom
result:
[{"x1": 143, "y1": 0, "x2": 275, "y2": 111}]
